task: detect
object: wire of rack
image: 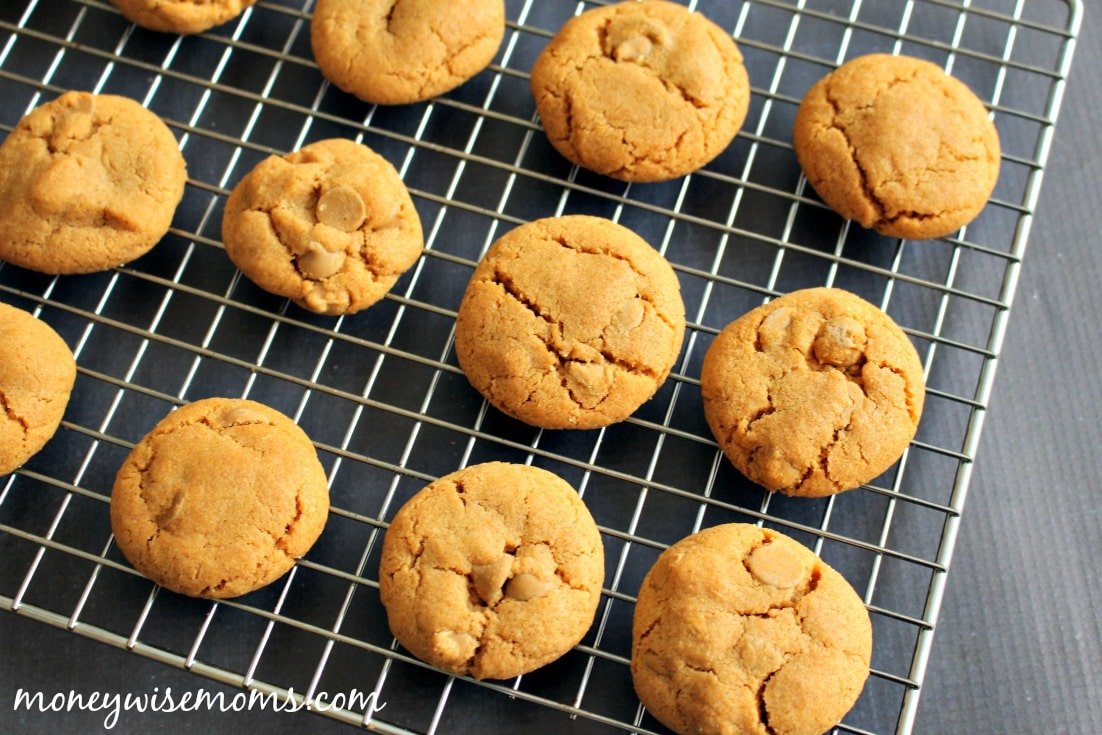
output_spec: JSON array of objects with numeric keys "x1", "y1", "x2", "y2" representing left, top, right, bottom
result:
[{"x1": 0, "y1": 0, "x2": 1082, "y2": 733}]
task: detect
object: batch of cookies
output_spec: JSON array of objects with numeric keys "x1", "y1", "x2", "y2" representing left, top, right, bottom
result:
[{"x1": 0, "y1": 1, "x2": 1003, "y2": 734}]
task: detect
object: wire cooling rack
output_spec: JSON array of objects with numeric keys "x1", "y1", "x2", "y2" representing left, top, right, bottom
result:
[{"x1": 0, "y1": 0, "x2": 1082, "y2": 733}]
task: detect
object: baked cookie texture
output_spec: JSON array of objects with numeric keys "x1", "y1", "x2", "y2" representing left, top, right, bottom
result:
[
  {"x1": 311, "y1": 0, "x2": 505, "y2": 105},
  {"x1": 0, "y1": 303, "x2": 77, "y2": 475},
  {"x1": 454, "y1": 215, "x2": 685, "y2": 429},
  {"x1": 379, "y1": 462, "x2": 605, "y2": 680},
  {"x1": 111, "y1": 0, "x2": 258, "y2": 34},
  {"x1": 0, "y1": 91, "x2": 187, "y2": 274},
  {"x1": 701, "y1": 288, "x2": 925, "y2": 497},
  {"x1": 793, "y1": 53, "x2": 1001, "y2": 240},
  {"x1": 222, "y1": 138, "x2": 423, "y2": 316},
  {"x1": 530, "y1": 0, "x2": 750, "y2": 182},
  {"x1": 110, "y1": 398, "x2": 330, "y2": 599},
  {"x1": 632, "y1": 524, "x2": 872, "y2": 735}
]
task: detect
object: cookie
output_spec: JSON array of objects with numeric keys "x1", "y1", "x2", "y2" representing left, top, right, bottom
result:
[
  {"x1": 0, "y1": 303, "x2": 77, "y2": 475},
  {"x1": 222, "y1": 138, "x2": 423, "y2": 316},
  {"x1": 110, "y1": 398, "x2": 329, "y2": 599},
  {"x1": 111, "y1": 0, "x2": 258, "y2": 34},
  {"x1": 632, "y1": 523, "x2": 872, "y2": 735},
  {"x1": 454, "y1": 215, "x2": 685, "y2": 429},
  {"x1": 379, "y1": 462, "x2": 604, "y2": 680},
  {"x1": 311, "y1": 0, "x2": 505, "y2": 105},
  {"x1": 530, "y1": 0, "x2": 750, "y2": 182},
  {"x1": 701, "y1": 288, "x2": 925, "y2": 497},
  {"x1": 793, "y1": 53, "x2": 1001, "y2": 240},
  {"x1": 0, "y1": 91, "x2": 187, "y2": 275}
]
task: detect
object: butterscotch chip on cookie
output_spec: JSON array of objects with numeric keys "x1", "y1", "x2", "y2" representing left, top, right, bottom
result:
[
  {"x1": 454, "y1": 215, "x2": 686, "y2": 429},
  {"x1": 530, "y1": 0, "x2": 750, "y2": 182},
  {"x1": 379, "y1": 462, "x2": 605, "y2": 680},
  {"x1": 701, "y1": 288, "x2": 925, "y2": 497},
  {"x1": 111, "y1": 0, "x2": 258, "y2": 34},
  {"x1": 0, "y1": 92, "x2": 187, "y2": 274},
  {"x1": 793, "y1": 53, "x2": 1001, "y2": 240},
  {"x1": 222, "y1": 138, "x2": 423, "y2": 316},
  {"x1": 632, "y1": 524, "x2": 872, "y2": 735},
  {"x1": 110, "y1": 398, "x2": 329, "y2": 599},
  {"x1": 311, "y1": 0, "x2": 505, "y2": 105},
  {"x1": 0, "y1": 303, "x2": 77, "y2": 475}
]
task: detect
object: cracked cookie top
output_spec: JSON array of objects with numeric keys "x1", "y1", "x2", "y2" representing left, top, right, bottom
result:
[
  {"x1": 378, "y1": 462, "x2": 605, "y2": 680},
  {"x1": 111, "y1": 0, "x2": 258, "y2": 34},
  {"x1": 311, "y1": 0, "x2": 505, "y2": 105},
  {"x1": 110, "y1": 398, "x2": 330, "y2": 599},
  {"x1": 454, "y1": 215, "x2": 686, "y2": 429},
  {"x1": 0, "y1": 303, "x2": 77, "y2": 475},
  {"x1": 0, "y1": 91, "x2": 187, "y2": 274},
  {"x1": 632, "y1": 523, "x2": 872, "y2": 735},
  {"x1": 701, "y1": 288, "x2": 925, "y2": 498},
  {"x1": 530, "y1": 0, "x2": 750, "y2": 182},
  {"x1": 222, "y1": 138, "x2": 423, "y2": 316},
  {"x1": 793, "y1": 53, "x2": 1001, "y2": 240}
]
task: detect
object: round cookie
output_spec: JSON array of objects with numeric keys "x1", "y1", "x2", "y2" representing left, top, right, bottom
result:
[
  {"x1": 111, "y1": 0, "x2": 258, "y2": 34},
  {"x1": 222, "y1": 138, "x2": 423, "y2": 316},
  {"x1": 701, "y1": 288, "x2": 925, "y2": 497},
  {"x1": 454, "y1": 215, "x2": 685, "y2": 429},
  {"x1": 379, "y1": 462, "x2": 605, "y2": 680},
  {"x1": 530, "y1": 0, "x2": 750, "y2": 182},
  {"x1": 0, "y1": 303, "x2": 77, "y2": 475},
  {"x1": 0, "y1": 92, "x2": 187, "y2": 275},
  {"x1": 311, "y1": 0, "x2": 505, "y2": 105},
  {"x1": 632, "y1": 524, "x2": 872, "y2": 735},
  {"x1": 793, "y1": 53, "x2": 1001, "y2": 240},
  {"x1": 110, "y1": 398, "x2": 330, "y2": 599}
]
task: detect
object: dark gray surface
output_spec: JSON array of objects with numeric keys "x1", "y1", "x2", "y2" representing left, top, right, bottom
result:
[{"x1": 1, "y1": 5, "x2": 1100, "y2": 735}]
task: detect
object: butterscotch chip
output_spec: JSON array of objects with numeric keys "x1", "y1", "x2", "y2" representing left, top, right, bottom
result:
[
  {"x1": 110, "y1": 398, "x2": 330, "y2": 599},
  {"x1": 378, "y1": 462, "x2": 605, "y2": 680},
  {"x1": 701, "y1": 288, "x2": 925, "y2": 497},
  {"x1": 0, "y1": 92, "x2": 187, "y2": 274},
  {"x1": 110, "y1": 0, "x2": 257, "y2": 33},
  {"x1": 221, "y1": 138, "x2": 423, "y2": 316},
  {"x1": 454, "y1": 215, "x2": 686, "y2": 429},
  {"x1": 632, "y1": 524, "x2": 872, "y2": 735},
  {"x1": 311, "y1": 0, "x2": 505, "y2": 105},
  {"x1": 793, "y1": 53, "x2": 1001, "y2": 240},
  {"x1": 530, "y1": 0, "x2": 750, "y2": 182},
  {"x1": 0, "y1": 303, "x2": 77, "y2": 475}
]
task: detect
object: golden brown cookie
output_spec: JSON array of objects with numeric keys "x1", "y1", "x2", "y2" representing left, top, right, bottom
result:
[
  {"x1": 632, "y1": 523, "x2": 872, "y2": 735},
  {"x1": 222, "y1": 138, "x2": 423, "y2": 316},
  {"x1": 111, "y1": 0, "x2": 258, "y2": 33},
  {"x1": 379, "y1": 462, "x2": 604, "y2": 680},
  {"x1": 0, "y1": 92, "x2": 187, "y2": 274},
  {"x1": 530, "y1": 0, "x2": 750, "y2": 182},
  {"x1": 0, "y1": 303, "x2": 77, "y2": 475},
  {"x1": 454, "y1": 215, "x2": 685, "y2": 429},
  {"x1": 701, "y1": 288, "x2": 925, "y2": 497},
  {"x1": 793, "y1": 53, "x2": 1001, "y2": 240},
  {"x1": 110, "y1": 398, "x2": 330, "y2": 599},
  {"x1": 311, "y1": 0, "x2": 505, "y2": 105}
]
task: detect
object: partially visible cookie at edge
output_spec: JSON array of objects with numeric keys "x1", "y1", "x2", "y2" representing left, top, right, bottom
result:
[
  {"x1": 530, "y1": 0, "x2": 750, "y2": 182},
  {"x1": 312, "y1": 0, "x2": 506, "y2": 105},
  {"x1": 110, "y1": 398, "x2": 330, "y2": 599},
  {"x1": 222, "y1": 138, "x2": 424, "y2": 316},
  {"x1": 793, "y1": 53, "x2": 1001, "y2": 240},
  {"x1": 0, "y1": 303, "x2": 77, "y2": 475},
  {"x1": 454, "y1": 215, "x2": 686, "y2": 429},
  {"x1": 111, "y1": 0, "x2": 258, "y2": 34},
  {"x1": 379, "y1": 462, "x2": 605, "y2": 680},
  {"x1": 632, "y1": 523, "x2": 872, "y2": 735},
  {"x1": 701, "y1": 287, "x2": 925, "y2": 497},
  {"x1": 0, "y1": 91, "x2": 187, "y2": 274}
]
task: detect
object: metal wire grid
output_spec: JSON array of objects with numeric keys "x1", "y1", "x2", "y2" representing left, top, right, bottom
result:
[{"x1": 0, "y1": 0, "x2": 1081, "y2": 733}]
